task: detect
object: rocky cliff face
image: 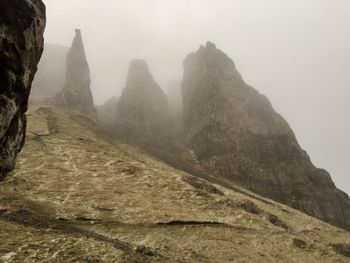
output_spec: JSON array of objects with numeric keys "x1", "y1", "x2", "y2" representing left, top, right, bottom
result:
[
  {"x1": 182, "y1": 42, "x2": 350, "y2": 231},
  {"x1": 0, "y1": 0, "x2": 46, "y2": 180},
  {"x1": 116, "y1": 60, "x2": 168, "y2": 148},
  {"x1": 30, "y1": 44, "x2": 68, "y2": 102},
  {"x1": 55, "y1": 29, "x2": 97, "y2": 122}
]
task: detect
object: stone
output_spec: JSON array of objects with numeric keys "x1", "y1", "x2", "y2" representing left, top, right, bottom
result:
[
  {"x1": 55, "y1": 29, "x2": 97, "y2": 122},
  {"x1": 115, "y1": 59, "x2": 169, "y2": 148},
  {"x1": 0, "y1": 0, "x2": 46, "y2": 180},
  {"x1": 181, "y1": 41, "x2": 350, "y2": 231}
]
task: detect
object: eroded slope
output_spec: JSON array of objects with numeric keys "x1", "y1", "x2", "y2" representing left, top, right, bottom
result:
[{"x1": 0, "y1": 106, "x2": 349, "y2": 262}]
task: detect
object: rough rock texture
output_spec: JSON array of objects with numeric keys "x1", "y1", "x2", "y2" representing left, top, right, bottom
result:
[
  {"x1": 55, "y1": 29, "x2": 97, "y2": 122},
  {"x1": 30, "y1": 44, "x2": 68, "y2": 102},
  {"x1": 0, "y1": 0, "x2": 46, "y2": 180},
  {"x1": 1, "y1": 105, "x2": 349, "y2": 262},
  {"x1": 116, "y1": 60, "x2": 169, "y2": 148},
  {"x1": 181, "y1": 42, "x2": 350, "y2": 231}
]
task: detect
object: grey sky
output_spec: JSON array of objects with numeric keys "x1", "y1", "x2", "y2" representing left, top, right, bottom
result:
[{"x1": 42, "y1": 0, "x2": 350, "y2": 194}]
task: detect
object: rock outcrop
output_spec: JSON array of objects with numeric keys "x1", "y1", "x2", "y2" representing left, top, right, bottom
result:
[
  {"x1": 0, "y1": 0, "x2": 46, "y2": 180},
  {"x1": 181, "y1": 42, "x2": 350, "y2": 231},
  {"x1": 55, "y1": 29, "x2": 97, "y2": 122},
  {"x1": 30, "y1": 44, "x2": 68, "y2": 102},
  {"x1": 116, "y1": 60, "x2": 168, "y2": 148}
]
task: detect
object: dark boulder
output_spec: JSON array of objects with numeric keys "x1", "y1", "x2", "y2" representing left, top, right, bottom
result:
[{"x1": 0, "y1": 0, "x2": 46, "y2": 179}]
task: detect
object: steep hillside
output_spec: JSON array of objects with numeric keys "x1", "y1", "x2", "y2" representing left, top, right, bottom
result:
[
  {"x1": 181, "y1": 42, "x2": 350, "y2": 231},
  {"x1": 0, "y1": 105, "x2": 349, "y2": 262}
]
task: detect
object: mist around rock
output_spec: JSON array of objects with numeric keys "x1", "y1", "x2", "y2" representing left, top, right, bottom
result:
[
  {"x1": 30, "y1": 29, "x2": 350, "y2": 231},
  {"x1": 1, "y1": 1, "x2": 350, "y2": 262},
  {"x1": 54, "y1": 29, "x2": 97, "y2": 122},
  {"x1": 30, "y1": 44, "x2": 68, "y2": 102}
]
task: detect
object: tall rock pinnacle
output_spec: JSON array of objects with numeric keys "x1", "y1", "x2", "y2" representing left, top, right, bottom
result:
[
  {"x1": 116, "y1": 59, "x2": 168, "y2": 148},
  {"x1": 55, "y1": 29, "x2": 97, "y2": 122},
  {"x1": 181, "y1": 42, "x2": 350, "y2": 231},
  {"x1": 0, "y1": 0, "x2": 46, "y2": 180}
]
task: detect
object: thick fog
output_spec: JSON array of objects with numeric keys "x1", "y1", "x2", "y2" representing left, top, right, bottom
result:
[{"x1": 42, "y1": 0, "x2": 350, "y2": 194}]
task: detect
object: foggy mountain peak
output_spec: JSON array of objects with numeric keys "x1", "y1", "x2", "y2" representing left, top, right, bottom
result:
[
  {"x1": 1, "y1": 1, "x2": 350, "y2": 260},
  {"x1": 54, "y1": 29, "x2": 97, "y2": 122},
  {"x1": 75, "y1": 28, "x2": 81, "y2": 35},
  {"x1": 127, "y1": 59, "x2": 155, "y2": 86},
  {"x1": 69, "y1": 28, "x2": 88, "y2": 66},
  {"x1": 205, "y1": 41, "x2": 216, "y2": 49},
  {"x1": 181, "y1": 42, "x2": 350, "y2": 231}
]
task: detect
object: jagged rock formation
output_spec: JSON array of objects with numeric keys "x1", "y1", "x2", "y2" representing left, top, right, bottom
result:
[
  {"x1": 97, "y1": 96, "x2": 119, "y2": 131},
  {"x1": 181, "y1": 42, "x2": 350, "y2": 231},
  {"x1": 0, "y1": 0, "x2": 46, "y2": 180},
  {"x1": 116, "y1": 59, "x2": 168, "y2": 148},
  {"x1": 30, "y1": 44, "x2": 68, "y2": 102},
  {"x1": 55, "y1": 29, "x2": 97, "y2": 122},
  {"x1": 0, "y1": 105, "x2": 349, "y2": 262}
]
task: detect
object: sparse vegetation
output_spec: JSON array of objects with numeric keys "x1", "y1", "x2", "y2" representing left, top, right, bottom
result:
[{"x1": 0, "y1": 106, "x2": 349, "y2": 262}]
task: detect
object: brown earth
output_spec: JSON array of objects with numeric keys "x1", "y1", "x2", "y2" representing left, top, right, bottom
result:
[{"x1": 0, "y1": 105, "x2": 349, "y2": 262}]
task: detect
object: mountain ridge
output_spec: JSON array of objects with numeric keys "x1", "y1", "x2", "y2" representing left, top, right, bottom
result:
[{"x1": 180, "y1": 42, "x2": 350, "y2": 231}]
